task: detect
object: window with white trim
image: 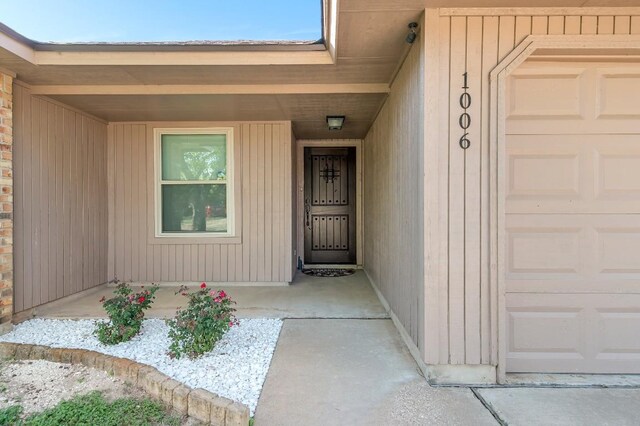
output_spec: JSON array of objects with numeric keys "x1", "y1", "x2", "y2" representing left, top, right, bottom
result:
[{"x1": 155, "y1": 128, "x2": 235, "y2": 237}]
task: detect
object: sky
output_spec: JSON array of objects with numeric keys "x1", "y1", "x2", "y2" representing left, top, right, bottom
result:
[{"x1": 0, "y1": 0, "x2": 322, "y2": 43}]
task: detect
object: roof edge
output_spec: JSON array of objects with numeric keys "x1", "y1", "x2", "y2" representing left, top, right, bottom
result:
[{"x1": 0, "y1": 21, "x2": 326, "y2": 52}]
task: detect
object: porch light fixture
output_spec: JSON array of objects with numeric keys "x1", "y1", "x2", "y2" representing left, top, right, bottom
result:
[
  {"x1": 326, "y1": 115, "x2": 345, "y2": 130},
  {"x1": 406, "y1": 22, "x2": 418, "y2": 44}
]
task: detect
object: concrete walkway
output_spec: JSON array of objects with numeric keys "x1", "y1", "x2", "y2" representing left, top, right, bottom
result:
[
  {"x1": 33, "y1": 271, "x2": 387, "y2": 320},
  {"x1": 28, "y1": 271, "x2": 640, "y2": 425},
  {"x1": 254, "y1": 319, "x2": 497, "y2": 425}
]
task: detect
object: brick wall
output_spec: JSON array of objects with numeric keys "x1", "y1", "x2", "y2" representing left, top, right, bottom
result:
[{"x1": 0, "y1": 72, "x2": 12, "y2": 327}]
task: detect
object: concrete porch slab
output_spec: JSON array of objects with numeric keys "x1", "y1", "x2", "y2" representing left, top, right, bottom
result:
[
  {"x1": 254, "y1": 319, "x2": 497, "y2": 426},
  {"x1": 27, "y1": 270, "x2": 388, "y2": 320},
  {"x1": 477, "y1": 387, "x2": 640, "y2": 426}
]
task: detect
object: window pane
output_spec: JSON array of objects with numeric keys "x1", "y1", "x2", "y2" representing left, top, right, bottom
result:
[
  {"x1": 162, "y1": 134, "x2": 226, "y2": 181},
  {"x1": 162, "y1": 184, "x2": 227, "y2": 233}
]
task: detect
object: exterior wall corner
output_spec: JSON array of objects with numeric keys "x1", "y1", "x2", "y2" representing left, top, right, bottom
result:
[{"x1": 0, "y1": 73, "x2": 13, "y2": 325}]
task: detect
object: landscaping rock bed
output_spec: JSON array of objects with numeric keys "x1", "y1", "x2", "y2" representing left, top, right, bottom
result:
[{"x1": 0, "y1": 318, "x2": 282, "y2": 416}]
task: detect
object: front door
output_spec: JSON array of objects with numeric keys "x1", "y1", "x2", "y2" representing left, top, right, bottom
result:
[{"x1": 304, "y1": 147, "x2": 356, "y2": 264}]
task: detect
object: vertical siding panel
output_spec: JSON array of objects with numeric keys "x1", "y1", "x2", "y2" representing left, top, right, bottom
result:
[
  {"x1": 480, "y1": 16, "x2": 500, "y2": 365},
  {"x1": 227, "y1": 242, "x2": 236, "y2": 282},
  {"x1": 274, "y1": 124, "x2": 284, "y2": 281},
  {"x1": 598, "y1": 16, "x2": 615, "y2": 34},
  {"x1": 175, "y1": 245, "x2": 183, "y2": 281},
  {"x1": 437, "y1": 16, "x2": 451, "y2": 365},
  {"x1": 152, "y1": 245, "x2": 161, "y2": 282},
  {"x1": 448, "y1": 16, "x2": 467, "y2": 365},
  {"x1": 514, "y1": 16, "x2": 532, "y2": 45},
  {"x1": 212, "y1": 245, "x2": 221, "y2": 281},
  {"x1": 137, "y1": 125, "x2": 148, "y2": 282},
  {"x1": 614, "y1": 16, "x2": 631, "y2": 34},
  {"x1": 31, "y1": 99, "x2": 42, "y2": 306},
  {"x1": 198, "y1": 245, "x2": 205, "y2": 280},
  {"x1": 161, "y1": 244, "x2": 169, "y2": 281},
  {"x1": 264, "y1": 126, "x2": 273, "y2": 281},
  {"x1": 115, "y1": 125, "x2": 125, "y2": 281},
  {"x1": 23, "y1": 92, "x2": 33, "y2": 307},
  {"x1": 531, "y1": 16, "x2": 548, "y2": 35},
  {"x1": 205, "y1": 245, "x2": 214, "y2": 281},
  {"x1": 249, "y1": 124, "x2": 259, "y2": 281},
  {"x1": 497, "y1": 16, "x2": 516, "y2": 61},
  {"x1": 72, "y1": 112, "x2": 80, "y2": 294},
  {"x1": 123, "y1": 125, "x2": 132, "y2": 280},
  {"x1": 107, "y1": 124, "x2": 115, "y2": 280},
  {"x1": 13, "y1": 86, "x2": 24, "y2": 312},
  {"x1": 220, "y1": 246, "x2": 228, "y2": 281},
  {"x1": 130, "y1": 124, "x2": 140, "y2": 281},
  {"x1": 242, "y1": 124, "x2": 251, "y2": 281},
  {"x1": 256, "y1": 125, "x2": 266, "y2": 281},
  {"x1": 564, "y1": 16, "x2": 581, "y2": 34},
  {"x1": 271, "y1": 125, "x2": 281, "y2": 281},
  {"x1": 464, "y1": 16, "x2": 483, "y2": 365},
  {"x1": 63, "y1": 109, "x2": 73, "y2": 295},
  {"x1": 92, "y1": 122, "x2": 100, "y2": 288},
  {"x1": 282, "y1": 124, "x2": 293, "y2": 282},
  {"x1": 581, "y1": 16, "x2": 598, "y2": 34},
  {"x1": 46, "y1": 104, "x2": 57, "y2": 299},
  {"x1": 233, "y1": 127, "x2": 242, "y2": 281},
  {"x1": 82, "y1": 118, "x2": 91, "y2": 290},
  {"x1": 190, "y1": 244, "x2": 198, "y2": 281},
  {"x1": 168, "y1": 245, "x2": 176, "y2": 281},
  {"x1": 548, "y1": 16, "x2": 565, "y2": 35}
]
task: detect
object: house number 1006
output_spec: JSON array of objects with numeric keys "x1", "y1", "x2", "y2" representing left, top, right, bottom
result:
[{"x1": 459, "y1": 72, "x2": 471, "y2": 150}]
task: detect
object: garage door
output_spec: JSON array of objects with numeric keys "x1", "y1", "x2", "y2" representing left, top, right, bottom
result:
[{"x1": 505, "y1": 59, "x2": 640, "y2": 373}]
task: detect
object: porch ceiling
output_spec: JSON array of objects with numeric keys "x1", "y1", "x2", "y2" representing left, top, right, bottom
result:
[
  {"x1": 0, "y1": 1, "x2": 638, "y2": 138},
  {"x1": 47, "y1": 93, "x2": 386, "y2": 139}
]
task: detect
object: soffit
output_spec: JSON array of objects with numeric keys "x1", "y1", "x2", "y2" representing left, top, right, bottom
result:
[{"x1": 47, "y1": 93, "x2": 386, "y2": 139}]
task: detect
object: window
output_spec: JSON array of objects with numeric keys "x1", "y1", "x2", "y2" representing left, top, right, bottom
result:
[{"x1": 155, "y1": 128, "x2": 234, "y2": 238}]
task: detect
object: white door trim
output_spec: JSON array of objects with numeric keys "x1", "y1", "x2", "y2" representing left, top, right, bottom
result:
[
  {"x1": 489, "y1": 34, "x2": 640, "y2": 383},
  {"x1": 295, "y1": 139, "x2": 363, "y2": 268}
]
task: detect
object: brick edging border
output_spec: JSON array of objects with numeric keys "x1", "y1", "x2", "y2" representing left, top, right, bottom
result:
[{"x1": 0, "y1": 342, "x2": 250, "y2": 426}]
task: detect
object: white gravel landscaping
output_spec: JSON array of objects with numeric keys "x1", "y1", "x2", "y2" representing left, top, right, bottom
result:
[{"x1": 0, "y1": 318, "x2": 282, "y2": 415}]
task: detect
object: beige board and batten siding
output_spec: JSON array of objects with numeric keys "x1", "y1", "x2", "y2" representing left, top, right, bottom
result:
[
  {"x1": 364, "y1": 22, "x2": 425, "y2": 355},
  {"x1": 107, "y1": 121, "x2": 295, "y2": 284},
  {"x1": 423, "y1": 8, "x2": 640, "y2": 373},
  {"x1": 13, "y1": 83, "x2": 108, "y2": 313}
]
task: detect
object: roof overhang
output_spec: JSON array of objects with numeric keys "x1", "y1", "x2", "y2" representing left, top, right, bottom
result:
[{"x1": 1, "y1": 2, "x2": 639, "y2": 139}]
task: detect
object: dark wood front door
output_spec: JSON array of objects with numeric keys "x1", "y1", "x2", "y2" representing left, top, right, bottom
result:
[{"x1": 304, "y1": 147, "x2": 356, "y2": 264}]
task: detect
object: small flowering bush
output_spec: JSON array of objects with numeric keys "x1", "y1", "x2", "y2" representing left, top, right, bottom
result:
[
  {"x1": 167, "y1": 282, "x2": 238, "y2": 359},
  {"x1": 94, "y1": 281, "x2": 159, "y2": 345}
]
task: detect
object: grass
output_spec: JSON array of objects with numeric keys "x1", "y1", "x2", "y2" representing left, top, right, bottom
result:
[{"x1": 0, "y1": 391, "x2": 181, "y2": 426}]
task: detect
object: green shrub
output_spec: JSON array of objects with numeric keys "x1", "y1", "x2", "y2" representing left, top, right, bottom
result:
[
  {"x1": 167, "y1": 283, "x2": 238, "y2": 359},
  {"x1": 94, "y1": 281, "x2": 159, "y2": 345}
]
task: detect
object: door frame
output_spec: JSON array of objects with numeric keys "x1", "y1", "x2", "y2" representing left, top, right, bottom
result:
[
  {"x1": 489, "y1": 34, "x2": 640, "y2": 383},
  {"x1": 296, "y1": 139, "x2": 363, "y2": 267}
]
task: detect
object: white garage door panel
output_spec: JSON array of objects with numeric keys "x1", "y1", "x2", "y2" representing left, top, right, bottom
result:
[
  {"x1": 505, "y1": 60, "x2": 640, "y2": 374},
  {"x1": 506, "y1": 61, "x2": 640, "y2": 135},
  {"x1": 506, "y1": 294, "x2": 640, "y2": 373},
  {"x1": 506, "y1": 134, "x2": 640, "y2": 214},
  {"x1": 506, "y1": 214, "x2": 640, "y2": 294}
]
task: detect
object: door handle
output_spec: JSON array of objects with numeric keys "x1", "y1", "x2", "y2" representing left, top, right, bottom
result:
[{"x1": 305, "y1": 198, "x2": 311, "y2": 229}]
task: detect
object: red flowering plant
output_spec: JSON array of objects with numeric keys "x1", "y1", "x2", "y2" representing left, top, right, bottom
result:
[
  {"x1": 167, "y1": 282, "x2": 238, "y2": 359},
  {"x1": 94, "y1": 280, "x2": 159, "y2": 345}
]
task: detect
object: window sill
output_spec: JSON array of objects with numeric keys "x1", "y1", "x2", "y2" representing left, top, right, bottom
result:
[{"x1": 148, "y1": 235, "x2": 242, "y2": 245}]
